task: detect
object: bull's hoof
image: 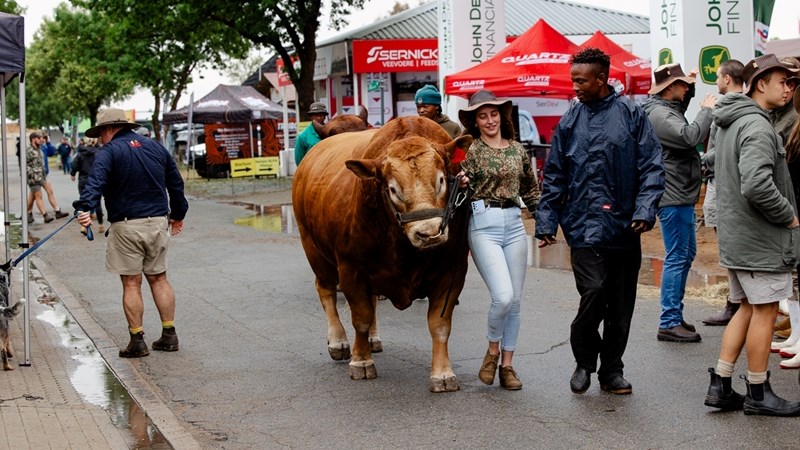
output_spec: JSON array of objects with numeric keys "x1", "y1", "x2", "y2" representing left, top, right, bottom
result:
[
  {"x1": 430, "y1": 375, "x2": 460, "y2": 393},
  {"x1": 369, "y1": 336, "x2": 383, "y2": 353},
  {"x1": 349, "y1": 361, "x2": 377, "y2": 380},
  {"x1": 328, "y1": 342, "x2": 351, "y2": 361}
]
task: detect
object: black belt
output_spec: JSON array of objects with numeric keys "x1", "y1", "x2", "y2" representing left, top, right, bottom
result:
[{"x1": 485, "y1": 200, "x2": 517, "y2": 209}]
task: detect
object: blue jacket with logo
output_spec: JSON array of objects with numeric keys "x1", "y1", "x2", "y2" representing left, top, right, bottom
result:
[
  {"x1": 73, "y1": 129, "x2": 188, "y2": 223},
  {"x1": 535, "y1": 92, "x2": 665, "y2": 249}
]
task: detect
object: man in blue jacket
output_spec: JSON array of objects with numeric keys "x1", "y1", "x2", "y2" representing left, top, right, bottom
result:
[
  {"x1": 74, "y1": 108, "x2": 189, "y2": 359},
  {"x1": 536, "y1": 48, "x2": 665, "y2": 395}
]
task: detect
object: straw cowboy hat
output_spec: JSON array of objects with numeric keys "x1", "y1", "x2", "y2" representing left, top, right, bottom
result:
[
  {"x1": 742, "y1": 54, "x2": 800, "y2": 95},
  {"x1": 648, "y1": 63, "x2": 695, "y2": 95},
  {"x1": 85, "y1": 108, "x2": 139, "y2": 138},
  {"x1": 457, "y1": 89, "x2": 512, "y2": 128}
]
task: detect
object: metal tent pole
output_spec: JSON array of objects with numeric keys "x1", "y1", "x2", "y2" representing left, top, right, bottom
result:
[{"x1": 18, "y1": 74, "x2": 30, "y2": 366}]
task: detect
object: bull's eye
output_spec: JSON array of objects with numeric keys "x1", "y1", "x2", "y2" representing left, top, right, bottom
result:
[{"x1": 389, "y1": 186, "x2": 398, "y2": 196}]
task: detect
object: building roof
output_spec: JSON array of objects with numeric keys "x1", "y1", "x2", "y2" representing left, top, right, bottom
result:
[{"x1": 316, "y1": 0, "x2": 648, "y2": 46}]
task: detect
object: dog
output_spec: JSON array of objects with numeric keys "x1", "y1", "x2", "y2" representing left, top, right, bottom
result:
[{"x1": 0, "y1": 299, "x2": 24, "y2": 370}]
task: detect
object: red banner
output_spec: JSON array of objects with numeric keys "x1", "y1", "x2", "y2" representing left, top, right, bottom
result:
[
  {"x1": 275, "y1": 55, "x2": 299, "y2": 87},
  {"x1": 353, "y1": 39, "x2": 438, "y2": 73}
]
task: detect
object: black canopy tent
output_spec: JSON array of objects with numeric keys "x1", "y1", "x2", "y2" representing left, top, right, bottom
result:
[
  {"x1": 162, "y1": 85, "x2": 292, "y2": 125},
  {"x1": 0, "y1": 13, "x2": 31, "y2": 365}
]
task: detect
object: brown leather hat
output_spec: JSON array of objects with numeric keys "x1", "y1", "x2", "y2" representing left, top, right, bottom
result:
[
  {"x1": 743, "y1": 54, "x2": 800, "y2": 95},
  {"x1": 648, "y1": 63, "x2": 694, "y2": 95}
]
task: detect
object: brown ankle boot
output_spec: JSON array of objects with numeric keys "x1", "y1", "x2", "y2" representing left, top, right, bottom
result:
[
  {"x1": 499, "y1": 365, "x2": 523, "y2": 390},
  {"x1": 478, "y1": 349, "x2": 499, "y2": 385},
  {"x1": 119, "y1": 331, "x2": 150, "y2": 358},
  {"x1": 152, "y1": 327, "x2": 179, "y2": 351}
]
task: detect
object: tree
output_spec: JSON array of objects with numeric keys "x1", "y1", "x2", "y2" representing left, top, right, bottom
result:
[
  {"x1": 74, "y1": 0, "x2": 250, "y2": 139},
  {"x1": 188, "y1": 0, "x2": 365, "y2": 121},
  {"x1": 0, "y1": 1, "x2": 22, "y2": 15},
  {"x1": 7, "y1": 4, "x2": 135, "y2": 129}
]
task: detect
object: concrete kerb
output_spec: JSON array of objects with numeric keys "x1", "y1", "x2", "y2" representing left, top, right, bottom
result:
[{"x1": 32, "y1": 255, "x2": 202, "y2": 450}]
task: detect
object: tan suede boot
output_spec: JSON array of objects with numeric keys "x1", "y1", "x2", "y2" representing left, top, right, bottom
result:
[
  {"x1": 478, "y1": 349, "x2": 499, "y2": 385},
  {"x1": 499, "y1": 365, "x2": 523, "y2": 390}
]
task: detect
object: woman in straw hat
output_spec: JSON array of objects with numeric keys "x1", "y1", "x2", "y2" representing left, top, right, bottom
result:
[{"x1": 458, "y1": 89, "x2": 540, "y2": 390}]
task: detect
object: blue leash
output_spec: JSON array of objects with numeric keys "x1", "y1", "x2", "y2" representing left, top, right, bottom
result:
[{"x1": 1, "y1": 213, "x2": 93, "y2": 272}]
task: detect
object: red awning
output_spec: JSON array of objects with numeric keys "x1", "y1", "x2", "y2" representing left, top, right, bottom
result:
[
  {"x1": 581, "y1": 31, "x2": 652, "y2": 95},
  {"x1": 444, "y1": 19, "x2": 628, "y2": 99},
  {"x1": 444, "y1": 19, "x2": 577, "y2": 98}
]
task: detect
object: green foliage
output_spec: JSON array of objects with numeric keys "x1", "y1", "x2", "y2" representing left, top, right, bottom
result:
[
  {"x1": 7, "y1": 4, "x2": 134, "y2": 128},
  {"x1": 0, "y1": 0, "x2": 23, "y2": 15},
  {"x1": 186, "y1": 0, "x2": 365, "y2": 120}
]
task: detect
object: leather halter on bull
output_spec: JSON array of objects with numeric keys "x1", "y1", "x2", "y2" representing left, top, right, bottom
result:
[{"x1": 381, "y1": 173, "x2": 467, "y2": 234}]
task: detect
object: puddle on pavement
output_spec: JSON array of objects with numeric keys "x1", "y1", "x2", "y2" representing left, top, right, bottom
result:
[
  {"x1": 527, "y1": 236, "x2": 727, "y2": 289},
  {"x1": 36, "y1": 303, "x2": 171, "y2": 449},
  {"x1": 230, "y1": 202, "x2": 298, "y2": 234}
]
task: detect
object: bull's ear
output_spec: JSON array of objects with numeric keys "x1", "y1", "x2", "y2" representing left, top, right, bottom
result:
[
  {"x1": 346, "y1": 158, "x2": 381, "y2": 180},
  {"x1": 442, "y1": 135, "x2": 473, "y2": 160},
  {"x1": 313, "y1": 120, "x2": 327, "y2": 139}
]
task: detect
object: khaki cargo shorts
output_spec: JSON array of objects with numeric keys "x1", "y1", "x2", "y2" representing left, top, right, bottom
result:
[
  {"x1": 106, "y1": 216, "x2": 170, "y2": 275},
  {"x1": 727, "y1": 269, "x2": 793, "y2": 305}
]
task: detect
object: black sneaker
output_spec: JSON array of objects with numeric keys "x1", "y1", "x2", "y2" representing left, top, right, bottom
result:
[
  {"x1": 43, "y1": 213, "x2": 54, "y2": 223},
  {"x1": 27, "y1": 213, "x2": 33, "y2": 224},
  {"x1": 54, "y1": 210, "x2": 69, "y2": 219}
]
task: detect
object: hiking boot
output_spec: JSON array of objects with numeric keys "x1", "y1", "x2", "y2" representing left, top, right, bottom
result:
[
  {"x1": 152, "y1": 327, "x2": 179, "y2": 351},
  {"x1": 54, "y1": 210, "x2": 69, "y2": 219},
  {"x1": 657, "y1": 324, "x2": 701, "y2": 342},
  {"x1": 27, "y1": 212, "x2": 33, "y2": 224},
  {"x1": 704, "y1": 368, "x2": 744, "y2": 410},
  {"x1": 499, "y1": 365, "x2": 522, "y2": 390},
  {"x1": 478, "y1": 349, "x2": 499, "y2": 385},
  {"x1": 119, "y1": 331, "x2": 150, "y2": 358},
  {"x1": 97, "y1": 224, "x2": 105, "y2": 233},
  {"x1": 43, "y1": 213, "x2": 54, "y2": 223}
]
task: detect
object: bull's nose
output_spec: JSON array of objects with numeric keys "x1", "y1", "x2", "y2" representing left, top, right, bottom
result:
[{"x1": 415, "y1": 228, "x2": 443, "y2": 242}]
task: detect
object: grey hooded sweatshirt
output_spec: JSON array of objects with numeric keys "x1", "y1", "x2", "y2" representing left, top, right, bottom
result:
[{"x1": 713, "y1": 93, "x2": 799, "y2": 272}]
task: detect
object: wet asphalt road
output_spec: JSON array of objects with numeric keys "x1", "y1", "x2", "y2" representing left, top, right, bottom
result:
[{"x1": 18, "y1": 164, "x2": 800, "y2": 448}]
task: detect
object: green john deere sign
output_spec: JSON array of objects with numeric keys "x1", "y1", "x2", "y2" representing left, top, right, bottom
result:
[
  {"x1": 699, "y1": 46, "x2": 731, "y2": 84},
  {"x1": 658, "y1": 48, "x2": 673, "y2": 67}
]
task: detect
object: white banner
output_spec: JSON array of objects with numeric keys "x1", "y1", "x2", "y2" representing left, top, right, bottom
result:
[
  {"x1": 650, "y1": 0, "x2": 756, "y2": 121},
  {"x1": 438, "y1": 0, "x2": 506, "y2": 121}
]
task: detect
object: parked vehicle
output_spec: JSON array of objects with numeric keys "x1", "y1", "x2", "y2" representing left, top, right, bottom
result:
[{"x1": 516, "y1": 108, "x2": 549, "y2": 184}]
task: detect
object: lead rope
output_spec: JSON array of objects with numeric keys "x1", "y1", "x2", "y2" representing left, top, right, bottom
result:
[{"x1": 440, "y1": 174, "x2": 468, "y2": 318}]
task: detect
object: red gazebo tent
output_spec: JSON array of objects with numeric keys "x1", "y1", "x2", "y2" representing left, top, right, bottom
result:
[
  {"x1": 444, "y1": 19, "x2": 628, "y2": 98},
  {"x1": 581, "y1": 31, "x2": 652, "y2": 95}
]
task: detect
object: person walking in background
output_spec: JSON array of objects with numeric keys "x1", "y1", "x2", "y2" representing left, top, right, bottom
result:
[
  {"x1": 73, "y1": 108, "x2": 188, "y2": 359},
  {"x1": 57, "y1": 137, "x2": 72, "y2": 174},
  {"x1": 25, "y1": 131, "x2": 51, "y2": 224},
  {"x1": 536, "y1": 48, "x2": 665, "y2": 395},
  {"x1": 704, "y1": 54, "x2": 800, "y2": 416},
  {"x1": 459, "y1": 89, "x2": 539, "y2": 391},
  {"x1": 70, "y1": 137, "x2": 104, "y2": 235},
  {"x1": 702, "y1": 59, "x2": 745, "y2": 327},
  {"x1": 642, "y1": 63, "x2": 716, "y2": 343},
  {"x1": 30, "y1": 133, "x2": 69, "y2": 222},
  {"x1": 294, "y1": 102, "x2": 328, "y2": 167},
  {"x1": 770, "y1": 57, "x2": 800, "y2": 140},
  {"x1": 415, "y1": 84, "x2": 462, "y2": 139}
]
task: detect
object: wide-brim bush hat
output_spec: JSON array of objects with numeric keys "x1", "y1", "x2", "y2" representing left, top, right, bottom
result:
[
  {"x1": 458, "y1": 89, "x2": 512, "y2": 128},
  {"x1": 743, "y1": 53, "x2": 799, "y2": 95},
  {"x1": 307, "y1": 102, "x2": 329, "y2": 115},
  {"x1": 648, "y1": 63, "x2": 694, "y2": 95},
  {"x1": 85, "y1": 108, "x2": 139, "y2": 138}
]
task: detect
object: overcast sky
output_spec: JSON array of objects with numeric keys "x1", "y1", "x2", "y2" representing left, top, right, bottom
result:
[{"x1": 17, "y1": 0, "x2": 800, "y2": 116}]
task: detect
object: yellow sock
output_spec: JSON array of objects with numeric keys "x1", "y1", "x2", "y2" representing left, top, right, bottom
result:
[
  {"x1": 162, "y1": 321, "x2": 174, "y2": 329},
  {"x1": 129, "y1": 326, "x2": 143, "y2": 334}
]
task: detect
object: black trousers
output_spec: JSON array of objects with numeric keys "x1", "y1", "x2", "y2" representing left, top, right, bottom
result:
[{"x1": 570, "y1": 246, "x2": 641, "y2": 381}]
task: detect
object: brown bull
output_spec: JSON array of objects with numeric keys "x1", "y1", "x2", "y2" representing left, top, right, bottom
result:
[
  {"x1": 292, "y1": 116, "x2": 472, "y2": 392},
  {"x1": 313, "y1": 105, "x2": 369, "y2": 138}
]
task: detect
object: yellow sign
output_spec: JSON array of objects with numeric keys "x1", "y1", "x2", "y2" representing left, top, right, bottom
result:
[
  {"x1": 230, "y1": 158, "x2": 256, "y2": 178},
  {"x1": 254, "y1": 157, "x2": 279, "y2": 176}
]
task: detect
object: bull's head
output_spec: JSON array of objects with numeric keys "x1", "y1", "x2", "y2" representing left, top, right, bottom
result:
[{"x1": 346, "y1": 134, "x2": 472, "y2": 249}]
